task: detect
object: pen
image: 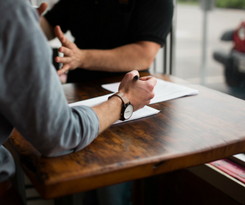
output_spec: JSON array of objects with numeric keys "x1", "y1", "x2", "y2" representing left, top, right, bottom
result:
[{"x1": 133, "y1": 75, "x2": 139, "y2": 81}]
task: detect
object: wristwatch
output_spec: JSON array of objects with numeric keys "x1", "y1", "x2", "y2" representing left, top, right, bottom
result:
[{"x1": 109, "y1": 92, "x2": 134, "y2": 121}]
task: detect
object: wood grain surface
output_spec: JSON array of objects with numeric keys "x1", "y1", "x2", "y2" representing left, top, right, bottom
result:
[{"x1": 6, "y1": 73, "x2": 245, "y2": 199}]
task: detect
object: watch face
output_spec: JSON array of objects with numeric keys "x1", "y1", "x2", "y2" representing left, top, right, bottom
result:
[{"x1": 124, "y1": 104, "x2": 134, "y2": 120}]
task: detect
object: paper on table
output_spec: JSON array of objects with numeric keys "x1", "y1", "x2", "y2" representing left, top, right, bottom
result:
[
  {"x1": 69, "y1": 94, "x2": 111, "y2": 107},
  {"x1": 69, "y1": 94, "x2": 160, "y2": 124},
  {"x1": 102, "y1": 78, "x2": 199, "y2": 104}
]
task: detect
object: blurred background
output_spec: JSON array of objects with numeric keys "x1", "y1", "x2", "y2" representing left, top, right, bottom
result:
[{"x1": 173, "y1": 0, "x2": 245, "y2": 99}]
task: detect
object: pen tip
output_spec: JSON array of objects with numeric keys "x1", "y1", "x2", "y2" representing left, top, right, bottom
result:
[{"x1": 134, "y1": 75, "x2": 139, "y2": 80}]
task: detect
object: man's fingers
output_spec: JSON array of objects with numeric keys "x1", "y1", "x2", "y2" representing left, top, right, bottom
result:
[
  {"x1": 139, "y1": 76, "x2": 153, "y2": 81},
  {"x1": 57, "y1": 64, "x2": 70, "y2": 75},
  {"x1": 122, "y1": 70, "x2": 139, "y2": 82},
  {"x1": 37, "y1": 2, "x2": 48, "y2": 16},
  {"x1": 55, "y1": 56, "x2": 71, "y2": 64},
  {"x1": 140, "y1": 76, "x2": 157, "y2": 87},
  {"x1": 55, "y1": 26, "x2": 70, "y2": 45},
  {"x1": 59, "y1": 47, "x2": 72, "y2": 56},
  {"x1": 128, "y1": 70, "x2": 139, "y2": 79},
  {"x1": 55, "y1": 26, "x2": 65, "y2": 41},
  {"x1": 55, "y1": 26, "x2": 77, "y2": 52}
]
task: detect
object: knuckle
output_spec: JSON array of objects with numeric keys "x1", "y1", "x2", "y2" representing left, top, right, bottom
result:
[
  {"x1": 150, "y1": 93, "x2": 155, "y2": 99},
  {"x1": 125, "y1": 72, "x2": 132, "y2": 79},
  {"x1": 146, "y1": 83, "x2": 154, "y2": 91}
]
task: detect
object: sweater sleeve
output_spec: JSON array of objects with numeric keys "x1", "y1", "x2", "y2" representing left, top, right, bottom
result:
[{"x1": 0, "y1": 0, "x2": 99, "y2": 157}]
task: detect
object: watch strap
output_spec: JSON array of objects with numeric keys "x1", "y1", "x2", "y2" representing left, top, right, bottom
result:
[
  {"x1": 109, "y1": 92, "x2": 129, "y2": 104},
  {"x1": 108, "y1": 92, "x2": 132, "y2": 120}
]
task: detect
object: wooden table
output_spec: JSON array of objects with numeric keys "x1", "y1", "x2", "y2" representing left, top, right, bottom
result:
[{"x1": 6, "y1": 73, "x2": 245, "y2": 199}]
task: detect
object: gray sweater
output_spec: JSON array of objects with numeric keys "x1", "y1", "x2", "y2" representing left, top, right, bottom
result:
[{"x1": 0, "y1": 0, "x2": 99, "y2": 182}]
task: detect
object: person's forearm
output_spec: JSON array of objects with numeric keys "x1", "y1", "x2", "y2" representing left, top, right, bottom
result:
[
  {"x1": 55, "y1": 26, "x2": 160, "y2": 74},
  {"x1": 3, "y1": 3, "x2": 101, "y2": 157},
  {"x1": 81, "y1": 42, "x2": 160, "y2": 72},
  {"x1": 92, "y1": 96, "x2": 122, "y2": 133}
]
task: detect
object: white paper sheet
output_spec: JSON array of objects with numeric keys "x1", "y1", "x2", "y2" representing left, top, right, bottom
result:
[
  {"x1": 102, "y1": 78, "x2": 199, "y2": 104},
  {"x1": 69, "y1": 94, "x2": 160, "y2": 124}
]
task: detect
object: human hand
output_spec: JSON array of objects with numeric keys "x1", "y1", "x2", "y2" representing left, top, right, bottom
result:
[
  {"x1": 36, "y1": 2, "x2": 48, "y2": 16},
  {"x1": 54, "y1": 26, "x2": 83, "y2": 75},
  {"x1": 119, "y1": 70, "x2": 157, "y2": 111}
]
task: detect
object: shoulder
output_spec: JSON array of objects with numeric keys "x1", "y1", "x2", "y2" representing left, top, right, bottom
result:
[
  {"x1": 134, "y1": 0, "x2": 173, "y2": 14},
  {"x1": 0, "y1": 0, "x2": 30, "y2": 14},
  {"x1": 0, "y1": 0, "x2": 37, "y2": 24}
]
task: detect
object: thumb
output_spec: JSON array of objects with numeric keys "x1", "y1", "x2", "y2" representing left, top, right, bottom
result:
[{"x1": 37, "y1": 2, "x2": 48, "y2": 16}]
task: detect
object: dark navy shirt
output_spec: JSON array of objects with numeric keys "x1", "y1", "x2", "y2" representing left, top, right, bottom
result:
[{"x1": 45, "y1": 0, "x2": 174, "y2": 82}]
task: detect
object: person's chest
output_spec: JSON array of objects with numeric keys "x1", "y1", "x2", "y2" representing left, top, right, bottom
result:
[{"x1": 67, "y1": 0, "x2": 136, "y2": 48}]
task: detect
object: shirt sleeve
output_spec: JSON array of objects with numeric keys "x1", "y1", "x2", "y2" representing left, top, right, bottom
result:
[
  {"x1": 0, "y1": 146, "x2": 15, "y2": 182},
  {"x1": 129, "y1": 0, "x2": 174, "y2": 46},
  {"x1": 0, "y1": 0, "x2": 99, "y2": 157}
]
